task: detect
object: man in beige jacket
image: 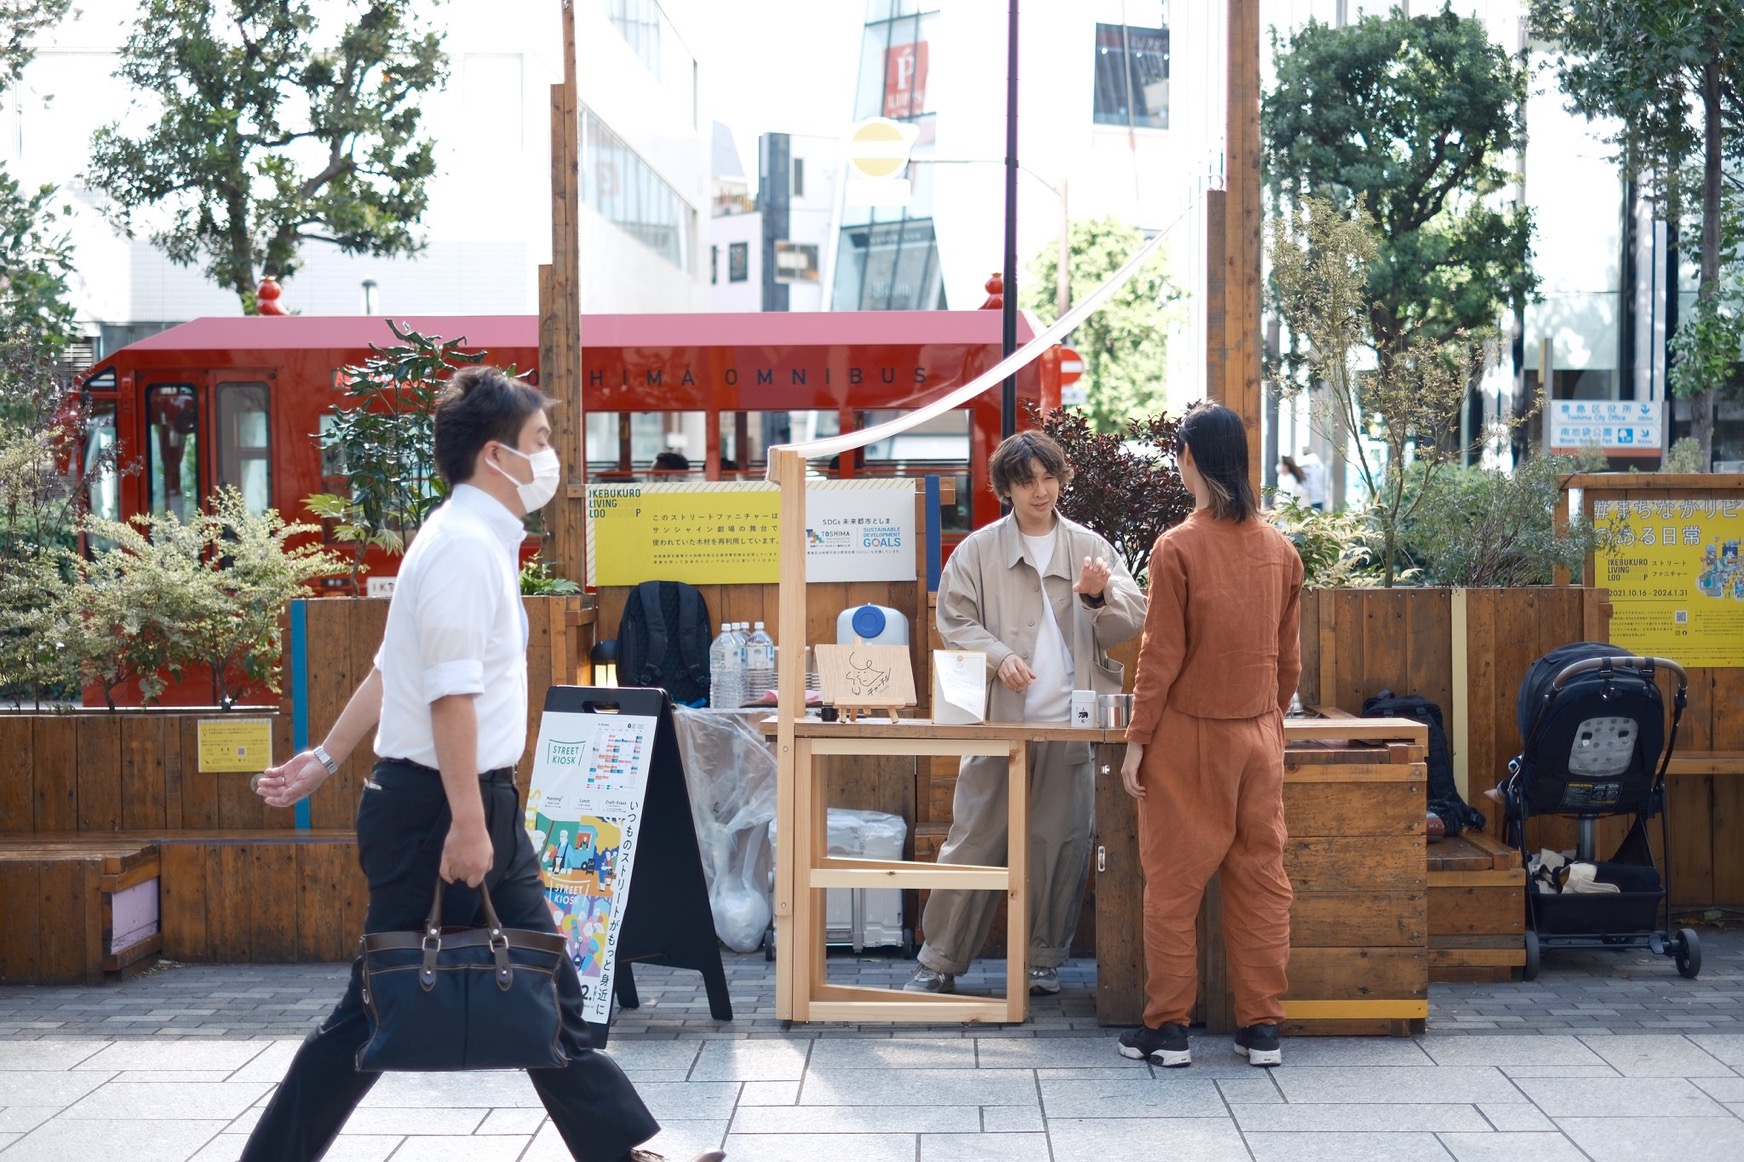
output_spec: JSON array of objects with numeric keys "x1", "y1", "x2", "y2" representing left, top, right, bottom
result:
[{"x1": 906, "y1": 431, "x2": 1145, "y2": 995}]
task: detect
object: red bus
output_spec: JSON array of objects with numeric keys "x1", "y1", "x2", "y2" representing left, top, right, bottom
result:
[{"x1": 75, "y1": 310, "x2": 1060, "y2": 586}]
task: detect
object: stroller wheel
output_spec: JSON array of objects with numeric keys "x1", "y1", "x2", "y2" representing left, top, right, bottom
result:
[
  {"x1": 1675, "y1": 928, "x2": 1701, "y2": 979},
  {"x1": 1523, "y1": 930, "x2": 1541, "y2": 981}
]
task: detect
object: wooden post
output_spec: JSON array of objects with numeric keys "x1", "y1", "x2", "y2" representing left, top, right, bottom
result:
[
  {"x1": 1205, "y1": 190, "x2": 1227, "y2": 405},
  {"x1": 1451, "y1": 587, "x2": 1470, "y2": 802},
  {"x1": 772, "y1": 448, "x2": 807, "y2": 1019},
  {"x1": 1224, "y1": 0, "x2": 1264, "y2": 496},
  {"x1": 543, "y1": 1, "x2": 586, "y2": 583}
]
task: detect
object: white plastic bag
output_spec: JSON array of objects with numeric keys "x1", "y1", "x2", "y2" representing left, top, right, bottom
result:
[{"x1": 672, "y1": 707, "x2": 778, "y2": 952}]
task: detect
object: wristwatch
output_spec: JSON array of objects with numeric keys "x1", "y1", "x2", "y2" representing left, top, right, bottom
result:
[{"x1": 311, "y1": 744, "x2": 340, "y2": 777}]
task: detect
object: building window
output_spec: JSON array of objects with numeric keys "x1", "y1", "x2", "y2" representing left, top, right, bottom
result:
[
  {"x1": 710, "y1": 245, "x2": 718, "y2": 284},
  {"x1": 728, "y1": 242, "x2": 749, "y2": 283},
  {"x1": 607, "y1": 0, "x2": 696, "y2": 125},
  {"x1": 832, "y1": 218, "x2": 942, "y2": 310},
  {"x1": 582, "y1": 105, "x2": 695, "y2": 271},
  {"x1": 793, "y1": 157, "x2": 805, "y2": 199},
  {"x1": 1093, "y1": 23, "x2": 1168, "y2": 130}
]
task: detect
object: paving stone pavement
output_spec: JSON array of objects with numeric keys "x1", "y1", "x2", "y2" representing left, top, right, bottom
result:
[{"x1": 1, "y1": 926, "x2": 1741, "y2": 1160}]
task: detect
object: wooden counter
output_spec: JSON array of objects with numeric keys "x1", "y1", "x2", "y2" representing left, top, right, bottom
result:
[
  {"x1": 1093, "y1": 720, "x2": 1431, "y2": 1036},
  {"x1": 768, "y1": 715, "x2": 1427, "y2": 1029}
]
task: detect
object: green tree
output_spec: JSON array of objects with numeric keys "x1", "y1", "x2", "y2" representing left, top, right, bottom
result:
[
  {"x1": 1270, "y1": 197, "x2": 1487, "y2": 587},
  {"x1": 86, "y1": 0, "x2": 446, "y2": 311},
  {"x1": 1264, "y1": 5, "x2": 1536, "y2": 394},
  {"x1": 1530, "y1": 1, "x2": 1744, "y2": 469},
  {"x1": 1024, "y1": 216, "x2": 1177, "y2": 433},
  {"x1": 75, "y1": 488, "x2": 344, "y2": 707},
  {"x1": 0, "y1": 0, "x2": 72, "y2": 91},
  {"x1": 306, "y1": 322, "x2": 489, "y2": 590}
]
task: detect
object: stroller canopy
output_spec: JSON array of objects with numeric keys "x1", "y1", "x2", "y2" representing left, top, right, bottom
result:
[{"x1": 1515, "y1": 641, "x2": 1652, "y2": 740}]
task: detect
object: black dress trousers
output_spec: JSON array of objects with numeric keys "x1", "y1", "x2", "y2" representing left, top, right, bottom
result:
[{"x1": 240, "y1": 761, "x2": 660, "y2": 1162}]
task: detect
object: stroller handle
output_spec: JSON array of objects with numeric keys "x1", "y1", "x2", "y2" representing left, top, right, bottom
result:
[{"x1": 1549, "y1": 655, "x2": 1687, "y2": 694}]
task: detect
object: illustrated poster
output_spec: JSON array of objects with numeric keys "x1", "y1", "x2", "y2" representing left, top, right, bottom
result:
[
  {"x1": 1593, "y1": 496, "x2": 1744, "y2": 668},
  {"x1": 524, "y1": 709, "x2": 658, "y2": 1024}
]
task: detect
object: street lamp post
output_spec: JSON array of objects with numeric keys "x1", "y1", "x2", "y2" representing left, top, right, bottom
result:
[{"x1": 1002, "y1": 0, "x2": 1020, "y2": 440}]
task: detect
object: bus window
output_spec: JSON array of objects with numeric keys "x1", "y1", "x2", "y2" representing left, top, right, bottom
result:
[
  {"x1": 82, "y1": 400, "x2": 119, "y2": 524},
  {"x1": 716, "y1": 410, "x2": 840, "y2": 477},
  {"x1": 216, "y1": 383, "x2": 270, "y2": 515},
  {"x1": 587, "y1": 412, "x2": 707, "y2": 479},
  {"x1": 146, "y1": 384, "x2": 198, "y2": 522},
  {"x1": 858, "y1": 409, "x2": 971, "y2": 532}
]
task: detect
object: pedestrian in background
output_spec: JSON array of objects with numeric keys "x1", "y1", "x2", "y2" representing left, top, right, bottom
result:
[
  {"x1": 245, "y1": 367, "x2": 722, "y2": 1162},
  {"x1": 1117, "y1": 401, "x2": 1303, "y2": 1069}
]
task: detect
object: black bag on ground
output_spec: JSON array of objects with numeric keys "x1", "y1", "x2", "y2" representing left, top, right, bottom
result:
[
  {"x1": 617, "y1": 579, "x2": 713, "y2": 706},
  {"x1": 1361, "y1": 690, "x2": 1487, "y2": 836}
]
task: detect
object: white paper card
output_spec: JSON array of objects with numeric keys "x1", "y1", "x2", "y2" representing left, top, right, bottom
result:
[{"x1": 932, "y1": 650, "x2": 987, "y2": 725}]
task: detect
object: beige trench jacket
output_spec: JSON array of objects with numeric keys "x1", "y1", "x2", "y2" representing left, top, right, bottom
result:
[{"x1": 935, "y1": 514, "x2": 1145, "y2": 724}]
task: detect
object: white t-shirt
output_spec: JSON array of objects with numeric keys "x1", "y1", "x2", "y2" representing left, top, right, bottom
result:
[
  {"x1": 1021, "y1": 530, "x2": 1073, "y2": 722},
  {"x1": 373, "y1": 484, "x2": 530, "y2": 772}
]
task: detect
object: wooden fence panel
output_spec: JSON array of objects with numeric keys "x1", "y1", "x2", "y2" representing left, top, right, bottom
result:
[
  {"x1": 32, "y1": 717, "x2": 77, "y2": 832},
  {"x1": 0, "y1": 718, "x2": 32, "y2": 830},
  {"x1": 75, "y1": 714, "x2": 122, "y2": 831},
  {"x1": 120, "y1": 715, "x2": 168, "y2": 831}
]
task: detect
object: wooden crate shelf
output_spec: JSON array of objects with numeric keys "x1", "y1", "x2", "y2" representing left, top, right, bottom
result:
[{"x1": 1428, "y1": 831, "x2": 1525, "y2": 982}]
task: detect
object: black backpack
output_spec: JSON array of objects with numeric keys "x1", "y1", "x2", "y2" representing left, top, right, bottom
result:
[
  {"x1": 1361, "y1": 690, "x2": 1487, "y2": 836},
  {"x1": 617, "y1": 581, "x2": 713, "y2": 707}
]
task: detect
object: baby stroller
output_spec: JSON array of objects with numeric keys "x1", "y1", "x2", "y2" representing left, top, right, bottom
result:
[{"x1": 1498, "y1": 642, "x2": 1698, "y2": 980}]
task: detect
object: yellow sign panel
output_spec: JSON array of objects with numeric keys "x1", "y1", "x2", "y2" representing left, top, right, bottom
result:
[
  {"x1": 197, "y1": 718, "x2": 276, "y2": 773},
  {"x1": 585, "y1": 480, "x2": 916, "y2": 587},
  {"x1": 588, "y1": 482, "x2": 781, "y2": 586},
  {"x1": 1594, "y1": 497, "x2": 1744, "y2": 668}
]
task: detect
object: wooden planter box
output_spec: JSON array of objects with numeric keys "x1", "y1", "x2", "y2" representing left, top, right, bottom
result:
[{"x1": 1428, "y1": 832, "x2": 1525, "y2": 982}]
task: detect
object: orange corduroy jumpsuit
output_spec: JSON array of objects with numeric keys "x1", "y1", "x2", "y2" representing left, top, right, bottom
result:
[{"x1": 1125, "y1": 508, "x2": 1303, "y2": 1030}]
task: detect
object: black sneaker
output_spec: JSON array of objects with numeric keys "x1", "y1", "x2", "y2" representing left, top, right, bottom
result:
[
  {"x1": 1117, "y1": 1022, "x2": 1190, "y2": 1067},
  {"x1": 1234, "y1": 1023, "x2": 1281, "y2": 1066}
]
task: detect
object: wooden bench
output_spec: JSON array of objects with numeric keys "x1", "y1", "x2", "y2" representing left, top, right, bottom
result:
[
  {"x1": 0, "y1": 837, "x2": 163, "y2": 985},
  {"x1": 0, "y1": 830, "x2": 367, "y2": 984},
  {"x1": 1428, "y1": 831, "x2": 1525, "y2": 981}
]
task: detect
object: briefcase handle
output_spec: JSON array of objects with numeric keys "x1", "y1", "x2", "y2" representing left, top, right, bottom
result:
[{"x1": 419, "y1": 877, "x2": 516, "y2": 992}]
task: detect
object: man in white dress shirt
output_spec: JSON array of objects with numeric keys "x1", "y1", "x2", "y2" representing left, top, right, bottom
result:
[{"x1": 244, "y1": 367, "x2": 721, "y2": 1162}]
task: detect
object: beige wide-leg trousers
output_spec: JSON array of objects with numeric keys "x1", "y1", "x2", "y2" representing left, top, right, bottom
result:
[{"x1": 916, "y1": 740, "x2": 1093, "y2": 976}]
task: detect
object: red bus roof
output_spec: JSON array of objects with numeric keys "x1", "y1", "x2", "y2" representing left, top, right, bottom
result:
[{"x1": 111, "y1": 310, "x2": 1038, "y2": 357}]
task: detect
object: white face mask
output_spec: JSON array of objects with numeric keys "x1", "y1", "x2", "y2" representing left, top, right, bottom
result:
[{"x1": 490, "y1": 443, "x2": 561, "y2": 511}]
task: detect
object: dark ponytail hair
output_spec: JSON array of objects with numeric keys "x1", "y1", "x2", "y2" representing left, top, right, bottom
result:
[{"x1": 1177, "y1": 401, "x2": 1257, "y2": 523}]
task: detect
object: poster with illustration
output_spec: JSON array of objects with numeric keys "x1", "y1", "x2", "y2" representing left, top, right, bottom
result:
[
  {"x1": 525, "y1": 708, "x2": 657, "y2": 1024},
  {"x1": 1594, "y1": 497, "x2": 1744, "y2": 668}
]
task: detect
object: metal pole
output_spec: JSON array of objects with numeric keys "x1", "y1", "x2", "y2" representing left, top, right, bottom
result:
[{"x1": 1001, "y1": 0, "x2": 1019, "y2": 439}]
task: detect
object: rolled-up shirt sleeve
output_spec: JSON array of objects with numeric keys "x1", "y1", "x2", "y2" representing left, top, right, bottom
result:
[{"x1": 414, "y1": 542, "x2": 498, "y2": 703}]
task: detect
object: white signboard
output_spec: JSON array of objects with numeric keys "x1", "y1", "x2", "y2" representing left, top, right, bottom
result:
[
  {"x1": 803, "y1": 480, "x2": 916, "y2": 583},
  {"x1": 524, "y1": 708, "x2": 658, "y2": 1024},
  {"x1": 1546, "y1": 399, "x2": 1664, "y2": 456}
]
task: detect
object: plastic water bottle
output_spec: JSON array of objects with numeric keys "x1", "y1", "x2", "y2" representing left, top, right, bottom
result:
[
  {"x1": 709, "y1": 624, "x2": 742, "y2": 710},
  {"x1": 724, "y1": 622, "x2": 750, "y2": 708},
  {"x1": 744, "y1": 621, "x2": 775, "y2": 703}
]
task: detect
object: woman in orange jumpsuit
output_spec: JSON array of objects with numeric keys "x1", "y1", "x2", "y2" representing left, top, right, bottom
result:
[{"x1": 1117, "y1": 401, "x2": 1303, "y2": 1068}]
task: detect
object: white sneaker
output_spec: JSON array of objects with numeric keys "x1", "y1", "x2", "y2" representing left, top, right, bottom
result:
[
  {"x1": 903, "y1": 966, "x2": 956, "y2": 993},
  {"x1": 1027, "y1": 967, "x2": 1062, "y2": 995}
]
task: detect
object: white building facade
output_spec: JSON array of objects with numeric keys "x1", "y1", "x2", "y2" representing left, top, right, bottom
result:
[{"x1": 1, "y1": 0, "x2": 716, "y2": 355}]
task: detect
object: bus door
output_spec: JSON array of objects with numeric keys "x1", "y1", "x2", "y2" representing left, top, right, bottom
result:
[{"x1": 139, "y1": 373, "x2": 274, "y2": 524}]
